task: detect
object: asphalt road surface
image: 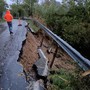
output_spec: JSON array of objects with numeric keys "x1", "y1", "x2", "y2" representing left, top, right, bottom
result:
[{"x1": 0, "y1": 19, "x2": 28, "y2": 90}]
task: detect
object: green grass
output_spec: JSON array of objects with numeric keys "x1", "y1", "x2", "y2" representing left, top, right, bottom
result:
[
  {"x1": 27, "y1": 20, "x2": 40, "y2": 32},
  {"x1": 48, "y1": 69, "x2": 90, "y2": 90}
]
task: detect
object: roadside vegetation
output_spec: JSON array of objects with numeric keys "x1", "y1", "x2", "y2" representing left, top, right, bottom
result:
[
  {"x1": 48, "y1": 68, "x2": 90, "y2": 90},
  {"x1": 26, "y1": 17, "x2": 90, "y2": 90},
  {"x1": 0, "y1": 0, "x2": 5, "y2": 20},
  {"x1": 10, "y1": 0, "x2": 90, "y2": 90},
  {"x1": 33, "y1": 0, "x2": 90, "y2": 59},
  {"x1": 11, "y1": 0, "x2": 90, "y2": 59},
  {"x1": 27, "y1": 20, "x2": 40, "y2": 32}
]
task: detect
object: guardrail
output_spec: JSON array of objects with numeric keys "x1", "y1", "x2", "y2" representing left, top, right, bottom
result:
[{"x1": 32, "y1": 19, "x2": 90, "y2": 71}]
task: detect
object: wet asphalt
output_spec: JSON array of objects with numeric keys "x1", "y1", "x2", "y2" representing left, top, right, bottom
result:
[{"x1": 0, "y1": 19, "x2": 28, "y2": 90}]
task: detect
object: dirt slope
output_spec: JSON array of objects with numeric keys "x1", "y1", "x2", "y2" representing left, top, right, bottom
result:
[
  {"x1": 20, "y1": 31, "x2": 77, "y2": 73},
  {"x1": 20, "y1": 32, "x2": 38, "y2": 72}
]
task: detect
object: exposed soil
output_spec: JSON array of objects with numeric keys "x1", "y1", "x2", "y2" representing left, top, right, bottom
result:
[
  {"x1": 20, "y1": 32, "x2": 39, "y2": 72},
  {"x1": 35, "y1": 32, "x2": 76, "y2": 71},
  {"x1": 20, "y1": 30, "x2": 77, "y2": 73}
]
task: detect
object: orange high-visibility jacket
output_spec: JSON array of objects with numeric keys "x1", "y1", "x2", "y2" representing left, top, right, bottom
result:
[{"x1": 4, "y1": 10, "x2": 13, "y2": 22}]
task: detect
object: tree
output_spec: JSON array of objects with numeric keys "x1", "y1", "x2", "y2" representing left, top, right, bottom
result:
[
  {"x1": 0, "y1": 0, "x2": 5, "y2": 18},
  {"x1": 11, "y1": 0, "x2": 38, "y2": 17},
  {"x1": 23, "y1": 0, "x2": 38, "y2": 16},
  {"x1": 34, "y1": 0, "x2": 90, "y2": 59},
  {"x1": 11, "y1": 4, "x2": 26, "y2": 17}
]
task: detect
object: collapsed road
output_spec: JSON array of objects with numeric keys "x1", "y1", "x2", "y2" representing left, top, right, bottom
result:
[{"x1": 0, "y1": 19, "x2": 28, "y2": 90}]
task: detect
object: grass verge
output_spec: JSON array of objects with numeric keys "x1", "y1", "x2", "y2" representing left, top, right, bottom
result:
[
  {"x1": 48, "y1": 68, "x2": 90, "y2": 90},
  {"x1": 27, "y1": 20, "x2": 40, "y2": 32}
]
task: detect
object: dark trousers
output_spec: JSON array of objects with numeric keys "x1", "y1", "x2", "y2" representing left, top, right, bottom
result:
[{"x1": 7, "y1": 22, "x2": 12, "y2": 32}]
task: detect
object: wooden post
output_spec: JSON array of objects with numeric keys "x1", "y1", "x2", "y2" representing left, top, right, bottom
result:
[
  {"x1": 47, "y1": 39, "x2": 54, "y2": 54},
  {"x1": 39, "y1": 31, "x2": 45, "y2": 47},
  {"x1": 39, "y1": 35, "x2": 44, "y2": 47},
  {"x1": 50, "y1": 45, "x2": 58, "y2": 68}
]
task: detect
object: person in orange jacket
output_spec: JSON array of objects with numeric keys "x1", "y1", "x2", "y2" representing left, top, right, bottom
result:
[{"x1": 4, "y1": 10, "x2": 13, "y2": 34}]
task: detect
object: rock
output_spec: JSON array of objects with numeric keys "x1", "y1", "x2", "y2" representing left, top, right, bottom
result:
[
  {"x1": 34, "y1": 49, "x2": 49, "y2": 77},
  {"x1": 33, "y1": 80, "x2": 44, "y2": 90}
]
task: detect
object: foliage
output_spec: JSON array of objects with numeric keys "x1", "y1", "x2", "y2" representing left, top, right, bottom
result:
[
  {"x1": 34, "y1": 0, "x2": 90, "y2": 59},
  {"x1": 22, "y1": 0, "x2": 38, "y2": 16},
  {"x1": 11, "y1": 0, "x2": 38, "y2": 17},
  {"x1": 11, "y1": 0, "x2": 90, "y2": 58},
  {"x1": 27, "y1": 20, "x2": 40, "y2": 32},
  {"x1": 0, "y1": 0, "x2": 5, "y2": 18},
  {"x1": 11, "y1": 4, "x2": 26, "y2": 17},
  {"x1": 48, "y1": 69, "x2": 90, "y2": 90}
]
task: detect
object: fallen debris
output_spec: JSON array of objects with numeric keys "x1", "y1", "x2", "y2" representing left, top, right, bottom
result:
[{"x1": 33, "y1": 49, "x2": 49, "y2": 77}]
